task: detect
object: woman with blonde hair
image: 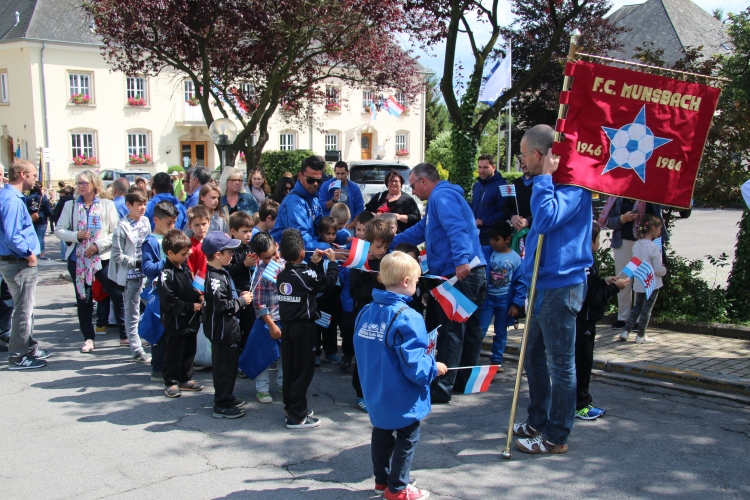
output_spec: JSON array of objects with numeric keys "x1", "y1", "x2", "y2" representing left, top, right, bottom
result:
[
  {"x1": 248, "y1": 169, "x2": 270, "y2": 205},
  {"x1": 55, "y1": 170, "x2": 123, "y2": 353},
  {"x1": 219, "y1": 167, "x2": 259, "y2": 217}
]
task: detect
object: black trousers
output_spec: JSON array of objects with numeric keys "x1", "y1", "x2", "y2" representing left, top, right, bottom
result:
[
  {"x1": 353, "y1": 363, "x2": 363, "y2": 398},
  {"x1": 316, "y1": 294, "x2": 340, "y2": 355},
  {"x1": 339, "y1": 310, "x2": 355, "y2": 357},
  {"x1": 0, "y1": 278, "x2": 14, "y2": 334},
  {"x1": 372, "y1": 421, "x2": 421, "y2": 492},
  {"x1": 162, "y1": 332, "x2": 197, "y2": 386},
  {"x1": 211, "y1": 339, "x2": 240, "y2": 408},
  {"x1": 281, "y1": 320, "x2": 317, "y2": 422},
  {"x1": 238, "y1": 306, "x2": 256, "y2": 353},
  {"x1": 575, "y1": 320, "x2": 596, "y2": 411}
]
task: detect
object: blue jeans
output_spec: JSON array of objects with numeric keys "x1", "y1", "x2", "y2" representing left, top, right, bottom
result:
[
  {"x1": 479, "y1": 293, "x2": 509, "y2": 363},
  {"x1": 426, "y1": 266, "x2": 487, "y2": 402},
  {"x1": 524, "y1": 283, "x2": 585, "y2": 445},
  {"x1": 59, "y1": 241, "x2": 66, "y2": 261},
  {"x1": 34, "y1": 225, "x2": 46, "y2": 254},
  {"x1": 372, "y1": 420, "x2": 421, "y2": 492}
]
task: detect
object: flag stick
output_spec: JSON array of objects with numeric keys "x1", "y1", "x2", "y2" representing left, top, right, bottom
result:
[
  {"x1": 502, "y1": 29, "x2": 580, "y2": 461},
  {"x1": 446, "y1": 364, "x2": 502, "y2": 371}
]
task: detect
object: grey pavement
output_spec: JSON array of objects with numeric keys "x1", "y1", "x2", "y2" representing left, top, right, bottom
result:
[{"x1": 3, "y1": 260, "x2": 750, "y2": 499}]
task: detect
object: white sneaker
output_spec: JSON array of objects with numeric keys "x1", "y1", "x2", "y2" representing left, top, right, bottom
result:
[
  {"x1": 81, "y1": 339, "x2": 95, "y2": 353},
  {"x1": 635, "y1": 335, "x2": 655, "y2": 344},
  {"x1": 616, "y1": 331, "x2": 629, "y2": 342}
]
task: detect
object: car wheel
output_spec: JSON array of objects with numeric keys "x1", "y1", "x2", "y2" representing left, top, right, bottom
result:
[{"x1": 678, "y1": 209, "x2": 692, "y2": 219}]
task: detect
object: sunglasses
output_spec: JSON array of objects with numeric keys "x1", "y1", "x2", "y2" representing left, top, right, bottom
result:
[
  {"x1": 76, "y1": 181, "x2": 90, "y2": 186},
  {"x1": 303, "y1": 176, "x2": 322, "y2": 185}
]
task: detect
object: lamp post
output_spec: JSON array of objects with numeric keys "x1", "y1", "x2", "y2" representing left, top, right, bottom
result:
[{"x1": 208, "y1": 118, "x2": 238, "y2": 173}]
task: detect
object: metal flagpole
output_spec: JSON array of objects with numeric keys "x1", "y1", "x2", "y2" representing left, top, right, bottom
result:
[
  {"x1": 496, "y1": 114, "x2": 503, "y2": 165},
  {"x1": 502, "y1": 29, "x2": 580, "y2": 460},
  {"x1": 507, "y1": 99, "x2": 512, "y2": 172}
]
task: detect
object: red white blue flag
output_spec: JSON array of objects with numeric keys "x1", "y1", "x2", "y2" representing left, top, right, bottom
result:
[
  {"x1": 343, "y1": 238, "x2": 371, "y2": 270},
  {"x1": 192, "y1": 269, "x2": 205, "y2": 292},
  {"x1": 620, "y1": 257, "x2": 642, "y2": 278},
  {"x1": 464, "y1": 365, "x2": 498, "y2": 394},
  {"x1": 430, "y1": 278, "x2": 478, "y2": 323},
  {"x1": 419, "y1": 249, "x2": 428, "y2": 274},
  {"x1": 384, "y1": 95, "x2": 405, "y2": 117}
]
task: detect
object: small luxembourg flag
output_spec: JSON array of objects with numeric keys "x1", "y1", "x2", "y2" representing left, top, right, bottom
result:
[
  {"x1": 343, "y1": 238, "x2": 371, "y2": 270},
  {"x1": 329, "y1": 180, "x2": 342, "y2": 191},
  {"x1": 192, "y1": 269, "x2": 205, "y2": 292},
  {"x1": 654, "y1": 237, "x2": 663, "y2": 251},
  {"x1": 633, "y1": 260, "x2": 657, "y2": 299},
  {"x1": 500, "y1": 185, "x2": 516, "y2": 197},
  {"x1": 620, "y1": 257, "x2": 642, "y2": 278},
  {"x1": 385, "y1": 95, "x2": 405, "y2": 116},
  {"x1": 464, "y1": 365, "x2": 499, "y2": 394},
  {"x1": 419, "y1": 249, "x2": 428, "y2": 274},
  {"x1": 262, "y1": 260, "x2": 283, "y2": 283},
  {"x1": 430, "y1": 281, "x2": 478, "y2": 322},
  {"x1": 315, "y1": 311, "x2": 332, "y2": 329},
  {"x1": 426, "y1": 326, "x2": 439, "y2": 358},
  {"x1": 370, "y1": 101, "x2": 377, "y2": 121}
]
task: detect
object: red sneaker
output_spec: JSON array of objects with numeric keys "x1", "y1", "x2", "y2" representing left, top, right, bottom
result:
[
  {"x1": 384, "y1": 484, "x2": 430, "y2": 500},
  {"x1": 375, "y1": 483, "x2": 387, "y2": 494}
]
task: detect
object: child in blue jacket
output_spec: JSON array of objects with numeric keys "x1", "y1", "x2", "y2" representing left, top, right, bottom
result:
[
  {"x1": 479, "y1": 220, "x2": 526, "y2": 369},
  {"x1": 354, "y1": 251, "x2": 447, "y2": 500}
]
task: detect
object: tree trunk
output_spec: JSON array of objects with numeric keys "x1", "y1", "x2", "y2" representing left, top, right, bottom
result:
[{"x1": 449, "y1": 127, "x2": 480, "y2": 198}]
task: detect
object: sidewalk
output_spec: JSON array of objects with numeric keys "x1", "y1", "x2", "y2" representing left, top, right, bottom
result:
[{"x1": 484, "y1": 322, "x2": 750, "y2": 395}]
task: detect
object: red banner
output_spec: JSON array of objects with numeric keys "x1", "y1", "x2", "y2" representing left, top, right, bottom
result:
[{"x1": 552, "y1": 60, "x2": 720, "y2": 209}]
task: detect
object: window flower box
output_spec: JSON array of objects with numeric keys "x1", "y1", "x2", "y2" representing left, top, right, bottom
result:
[
  {"x1": 325, "y1": 102, "x2": 341, "y2": 112},
  {"x1": 395, "y1": 149, "x2": 410, "y2": 157},
  {"x1": 128, "y1": 154, "x2": 153, "y2": 165},
  {"x1": 72, "y1": 155, "x2": 98, "y2": 166},
  {"x1": 281, "y1": 102, "x2": 299, "y2": 113},
  {"x1": 363, "y1": 104, "x2": 372, "y2": 114},
  {"x1": 186, "y1": 96, "x2": 200, "y2": 107},
  {"x1": 128, "y1": 96, "x2": 147, "y2": 107},
  {"x1": 70, "y1": 94, "x2": 91, "y2": 105}
]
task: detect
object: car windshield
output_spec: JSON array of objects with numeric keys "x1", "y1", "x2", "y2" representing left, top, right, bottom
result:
[
  {"x1": 350, "y1": 165, "x2": 408, "y2": 184},
  {"x1": 121, "y1": 173, "x2": 152, "y2": 183}
]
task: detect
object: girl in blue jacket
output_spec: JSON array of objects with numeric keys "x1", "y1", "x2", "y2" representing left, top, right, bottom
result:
[{"x1": 354, "y1": 251, "x2": 447, "y2": 500}]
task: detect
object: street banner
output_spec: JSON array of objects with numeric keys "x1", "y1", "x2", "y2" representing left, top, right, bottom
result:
[{"x1": 552, "y1": 60, "x2": 721, "y2": 209}]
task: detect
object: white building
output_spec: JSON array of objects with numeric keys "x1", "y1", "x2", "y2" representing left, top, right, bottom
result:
[{"x1": 0, "y1": 0, "x2": 427, "y2": 182}]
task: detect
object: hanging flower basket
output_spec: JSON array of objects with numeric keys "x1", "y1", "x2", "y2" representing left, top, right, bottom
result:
[
  {"x1": 128, "y1": 96, "x2": 146, "y2": 107},
  {"x1": 395, "y1": 149, "x2": 410, "y2": 157},
  {"x1": 70, "y1": 94, "x2": 91, "y2": 105},
  {"x1": 325, "y1": 102, "x2": 341, "y2": 112},
  {"x1": 186, "y1": 97, "x2": 200, "y2": 107},
  {"x1": 128, "y1": 154, "x2": 153, "y2": 165},
  {"x1": 72, "y1": 155, "x2": 98, "y2": 166}
]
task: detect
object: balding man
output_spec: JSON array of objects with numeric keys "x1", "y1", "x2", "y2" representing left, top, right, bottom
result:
[
  {"x1": 512, "y1": 125, "x2": 592, "y2": 455},
  {"x1": 184, "y1": 166, "x2": 210, "y2": 209},
  {"x1": 112, "y1": 177, "x2": 130, "y2": 219}
]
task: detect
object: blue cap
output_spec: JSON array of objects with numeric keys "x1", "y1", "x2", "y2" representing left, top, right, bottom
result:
[{"x1": 201, "y1": 232, "x2": 241, "y2": 255}]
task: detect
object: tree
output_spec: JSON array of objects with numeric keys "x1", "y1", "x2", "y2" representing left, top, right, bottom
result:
[
  {"x1": 405, "y1": 0, "x2": 624, "y2": 194},
  {"x1": 425, "y1": 75, "x2": 450, "y2": 149},
  {"x1": 84, "y1": 0, "x2": 421, "y2": 174}
]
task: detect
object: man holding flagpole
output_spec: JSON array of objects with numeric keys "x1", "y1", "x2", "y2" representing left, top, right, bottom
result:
[{"x1": 512, "y1": 125, "x2": 592, "y2": 455}]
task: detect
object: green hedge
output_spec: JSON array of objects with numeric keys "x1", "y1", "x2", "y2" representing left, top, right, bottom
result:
[
  {"x1": 167, "y1": 165, "x2": 185, "y2": 173},
  {"x1": 501, "y1": 171, "x2": 523, "y2": 183},
  {"x1": 259, "y1": 150, "x2": 315, "y2": 192}
]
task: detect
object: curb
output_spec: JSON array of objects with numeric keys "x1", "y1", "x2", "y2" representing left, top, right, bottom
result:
[
  {"x1": 484, "y1": 339, "x2": 750, "y2": 396},
  {"x1": 603, "y1": 313, "x2": 750, "y2": 341}
]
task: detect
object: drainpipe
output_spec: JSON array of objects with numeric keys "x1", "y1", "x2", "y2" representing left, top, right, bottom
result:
[{"x1": 40, "y1": 43, "x2": 50, "y2": 183}]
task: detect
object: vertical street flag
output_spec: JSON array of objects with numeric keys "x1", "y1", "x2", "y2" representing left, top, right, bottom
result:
[
  {"x1": 430, "y1": 280, "x2": 478, "y2": 322},
  {"x1": 500, "y1": 184, "x2": 516, "y2": 197},
  {"x1": 192, "y1": 269, "x2": 205, "y2": 292},
  {"x1": 620, "y1": 257, "x2": 642, "y2": 278},
  {"x1": 385, "y1": 95, "x2": 405, "y2": 116},
  {"x1": 262, "y1": 260, "x2": 283, "y2": 284},
  {"x1": 343, "y1": 238, "x2": 371, "y2": 270},
  {"x1": 479, "y1": 41, "x2": 512, "y2": 105},
  {"x1": 464, "y1": 365, "x2": 499, "y2": 394},
  {"x1": 633, "y1": 260, "x2": 657, "y2": 299},
  {"x1": 419, "y1": 249, "x2": 428, "y2": 274},
  {"x1": 315, "y1": 311, "x2": 332, "y2": 329},
  {"x1": 552, "y1": 60, "x2": 721, "y2": 209}
]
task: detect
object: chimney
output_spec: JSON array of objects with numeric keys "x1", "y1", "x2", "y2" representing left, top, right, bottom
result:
[{"x1": 15, "y1": 11, "x2": 20, "y2": 26}]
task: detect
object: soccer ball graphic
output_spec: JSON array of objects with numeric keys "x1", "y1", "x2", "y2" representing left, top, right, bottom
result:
[{"x1": 601, "y1": 105, "x2": 671, "y2": 182}]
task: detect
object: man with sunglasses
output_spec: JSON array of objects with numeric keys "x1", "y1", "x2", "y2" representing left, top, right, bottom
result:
[
  {"x1": 271, "y1": 156, "x2": 348, "y2": 252},
  {"x1": 0, "y1": 159, "x2": 46, "y2": 369}
]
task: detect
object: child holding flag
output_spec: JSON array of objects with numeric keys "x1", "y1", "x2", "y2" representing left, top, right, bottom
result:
[
  {"x1": 354, "y1": 251, "x2": 447, "y2": 500},
  {"x1": 617, "y1": 214, "x2": 666, "y2": 344},
  {"x1": 157, "y1": 229, "x2": 204, "y2": 398},
  {"x1": 226, "y1": 212, "x2": 259, "y2": 357},
  {"x1": 315, "y1": 216, "x2": 343, "y2": 366}
]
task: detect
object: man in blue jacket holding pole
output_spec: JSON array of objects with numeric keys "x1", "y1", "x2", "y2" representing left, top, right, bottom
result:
[
  {"x1": 512, "y1": 124, "x2": 593, "y2": 455},
  {"x1": 392, "y1": 162, "x2": 487, "y2": 403}
]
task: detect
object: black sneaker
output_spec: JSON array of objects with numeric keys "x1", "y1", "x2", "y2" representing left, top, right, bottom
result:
[
  {"x1": 285, "y1": 409, "x2": 314, "y2": 419},
  {"x1": 611, "y1": 320, "x2": 626, "y2": 329},
  {"x1": 9, "y1": 356, "x2": 47, "y2": 370},
  {"x1": 233, "y1": 397, "x2": 247, "y2": 408},
  {"x1": 340, "y1": 354, "x2": 352, "y2": 371},
  {"x1": 213, "y1": 405, "x2": 245, "y2": 419},
  {"x1": 30, "y1": 349, "x2": 51, "y2": 360},
  {"x1": 286, "y1": 415, "x2": 320, "y2": 429}
]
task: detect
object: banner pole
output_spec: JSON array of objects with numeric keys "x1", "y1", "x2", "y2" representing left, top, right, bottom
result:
[{"x1": 502, "y1": 29, "x2": 580, "y2": 460}]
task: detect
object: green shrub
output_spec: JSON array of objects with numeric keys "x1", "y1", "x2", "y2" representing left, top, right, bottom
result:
[
  {"x1": 436, "y1": 163, "x2": 450, "y2": 180},
  {"x1": 167, "y1": 165, "x2": 185, "y2": 173},
  {"x1": 425, "y1": 130, "x2": 455, "y2": 173},
  {"x1": 501, "y1": 171, "x2": 523, "y2": 183},
  {"x1": 726, "y1": 210, "x2": 750, "y2": 321},
  {"x1": 259, "y1": 150, "x2": 315, "y2": 191}
]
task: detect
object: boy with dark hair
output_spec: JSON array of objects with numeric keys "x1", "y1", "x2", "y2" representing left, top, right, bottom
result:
[
  {"x1": 203, "y1": 232, "x2": 253, "y2": 419},
  {"x1": 350, "y1": 218, "x2": 394, "y2": 412},
  {"x1": 186, "y1": 205, "x2": 210, "y2": 281},
  {"x1": 142, "y1": 200, "x2": 178, "y2": 381},
  {"x1": 575, "y1": 224, "x2": 628, "y2": 420},
  {"x1": 108, "y1": 187, "x2": 151, "y2": 363},
  {"x1": 277, "y1": 229, "x2": 338, "y2": 429},
  {"x1": 393, "y1": 242, "x2": 426, "y2": 316},
  {"x1": 479, "y1": 220, "x2": 526, "y2": 370},
  {"x1": 145, "y1": 172, "x2": 187, "y2": 230},
  {"x1": 226, "y1": 212, "x2": 258, "y2": 359},
  {"x1": 315, "y1": 216, "x2": 342, "y2": 366},
  {"x1": 157, "y1": 229, "x2": 204, "y2": 398},
  {"x1": 256, "y1": 199, "x2": 279, "y2": 234},
  {"x1": 353, "y1": 211, "x2": 375, "y2": 240},
  {"x1": 355, "y1": 251, "x2": 447, "y2": 500}
]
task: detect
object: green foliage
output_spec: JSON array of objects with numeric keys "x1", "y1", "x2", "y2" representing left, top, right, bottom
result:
[
  {"x1": 501, "y1": 172, "x2": 523, "y2": 183},
  {"x1": 425, "y1": 75, "x2": 449, "y2": 150},
  {"x1": 476, "y1": 104, "x2": 507, "y2": 161},
  {"x1": 726, "y1": 210, "x2": 750, "y2": 321},
  {"x1": 259, "y1": 150, "x2": 315, "y2": 191},
  {"x1": 425, "y1": 130, "x2": 455, "y2": 172},
  {"x1": 167, "y1": 165, "x2": 185, "y2": 173},
  {"x1": 436, "y1": 163, "x2": 450, "y2": 180}
]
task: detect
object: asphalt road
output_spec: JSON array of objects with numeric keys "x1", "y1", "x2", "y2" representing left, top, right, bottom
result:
[{"x1": 2, "y1": 263, "x2": 750, "y2": 499}]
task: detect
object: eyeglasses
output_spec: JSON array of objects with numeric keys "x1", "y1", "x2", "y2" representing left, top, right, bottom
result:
[
  {"x1": 409, "y1": 177, "x2": 423, "y2": 191},
  {"x1": 76, "y1": 181, "x2": 90, "y2": 186},
  {"x1": 303, "y1": 176, "x2": 323, "y2": 185},
  {"x1": 228, "y1": 178, "x2": 243, "y2": 183},
  {"x1": 517, "y1": 151, "x2": 538, "y2": 162},
  {"x1": 388, "y1": 178, "x2": 401, "y2": 184}
]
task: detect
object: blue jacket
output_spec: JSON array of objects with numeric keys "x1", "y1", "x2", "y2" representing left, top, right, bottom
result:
[
  {"x1": 471, "y1": 173, "x2": 507, "y2": 239},
  {"x1": 354, "y1": 289, "x2": 438, "y2": 429},
  {"x1": 146, "y1": 193, "x2": 187, "y2": 231},
  {"x1": 523, "y1": 175, "x2": 592, "y2": 290},
  {"x1": 184, "y1": 190, "x2": 200, "y2": 209},
  {"x1": 221, "y1": 192, "x2": 259, "y2": 216},
  {"x1": 318, "y1": 178, "x2": 365, "y2": 222},
  {"x1": 113, "y1": 196, "x2": 128, "y2": 219},
  {"x1": 339, "y1": 267, "x2": 353, "y2": 312},
  {"x1": 26, "y1": 193, "x2": 53, "y2": 227},
  {"x1": 271, "y1": 182, "x2": 330, "y2": 251},
  {"x1": 142, "y1": 234, "x2": 165, "y2": 283},
  {"x1": 0, "y1": 185, "x2": 40, "y2": 258},
  {"x1": 482, "y1": 246, "x2": 526, "y2": 327},
  {"x1": 393, "y1": 181, "x2": 486, "y2": 277}
]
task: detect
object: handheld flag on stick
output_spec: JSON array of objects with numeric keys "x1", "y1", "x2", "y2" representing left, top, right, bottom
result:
[
  {"x1": 654, "y1": 237, "x2": 662, "y2": 251},
  {"x1": 430, "y1": 279, "x2": 478, "y2": 322},
  {"x1": 419, "y1": 249, "x2": 428, "y2": 274},
  {"x1": 426, "y1": 326, "x2": 439, "y2": 358},
  {"x1": 315, "y1": 311, "x2": 332, "y2": 329},
  {"x1": 192, "y1": 269, "x2": 205, "y2": 292},
  {"x1": 262, "y1": 260, "x2": 283, "y2": 284},
  {"x1": 633, "y1": 260, "x2": 657, "y2": 299},
  {"x1": 620, "y1": 257, "x2": 642, "y2": 278},
  {"x1": 343, "y1": 238, "x2": 371, "y2": 270},
  {"x1": 329, "y1": 180, "x2": 342, "y2": 191},
  {"x1": 500, "y1": 185, "x2": 516, "y2": 197},
  {"x1": 444, "y1": 365, "x2": 499, "y2": 394}
]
